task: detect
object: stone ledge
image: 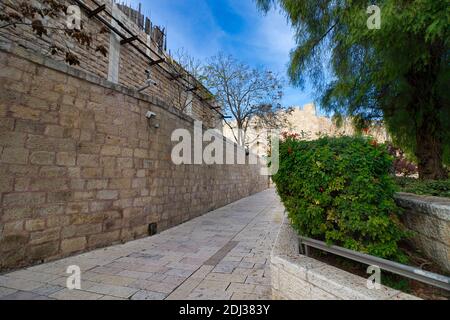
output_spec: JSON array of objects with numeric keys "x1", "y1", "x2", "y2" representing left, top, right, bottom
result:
[
  {"x1": 395, "y1": 192, "x2": 450, "y2": 221},
  {"x1": 270, "y1": 214, "x2": 420, "y2": 300},
  {"x1": 395, "y1": 192, "x2": 450, "y2": 273}
]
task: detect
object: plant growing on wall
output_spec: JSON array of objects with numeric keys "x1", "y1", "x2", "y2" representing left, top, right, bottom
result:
[
  {"x1": 0, "y1": 0, "x2": 108, "y2": 66},
  {"x1": 167, "y1": 48, "x2": 220, "y2": 128},
  {"x1": 256, "y1": 0, "x2": 449, "y2": 180},
  {"x1": 167, "y1": 49, "x2": 201, "y2": 113}
]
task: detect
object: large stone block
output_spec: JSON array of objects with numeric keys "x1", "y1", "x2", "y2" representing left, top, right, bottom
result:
[
  {"x1": 10, "y1": 105, "x2": 41, "y2": 121},
  {"x1": 29, "y1": 227, "x2": 60, "y2": 245},
  {"x1": 109, "y1": 178, "x2": 131, "y2": 190},
  {"x1": 61, "y1": 237, "x2": 87, "y2": 254},
  {"x1": 56, "y1": 152, "x2": 76, "y2": 166},
  {"x1": 27, "y1": 135, "x2": 76, "y2": 152},
  {"x1": 0, "y1": 174, "x2": 14, "y2": 192},
  {"x1": 86, "y1": 179, "x2": 108, "y2": 190},
  {"x1": 0, "y1": 234, "x2": 28, "y2": 252},
  {"x1": 2, "y1": 207, "x2": 33, "y2": 222},
  {"x1": 25, "y1": 219, "x2": 46, "y2": 232},
  {"x1": 1, "y1": 147, "x2": 29, "y2": 164},
  {"x1": 61, "y1": 223, "x2": 102, "y2": 238},
  {"x1": 30, "y1": 178, "x2": 68, "y2": 192},
  {"x1": 26, "y1": 241, "x2": 59, "y2": 261},
  {"x1": 2, "y1": 221, "x2": 24, "y2": 236},
  {"x1": 2, "y1": 193, "x2": 46, "y2": 207},
  {"x1": 30, "y1": 151, "x2": 55, "y2": 165},
  {"x1": 0, "y1": 132, "x2": 27, "y2": 147},
  {"x1": 97, "y1": 190, "x2": 119, "y2": 200},
  {"x1": 101, "y1": 145, "x2": 121, "y2": 156},
  {"x1": 77, "y1": 154, "x2": 99, "y2": 167},
  {"x1": 88, "y1": 230, "x2": 121, "y2": 248}
]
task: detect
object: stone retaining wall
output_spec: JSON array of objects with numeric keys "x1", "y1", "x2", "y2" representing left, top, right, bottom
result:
[
  {"x1": 0, "y1": 45, "x2": 268, "y2": 271},
  {"x1": 395, "y1": 193, "x2": 450, "y2": 273},
  {"x1": 270, "y1": 215, "x2": 419, "y2": 300}
]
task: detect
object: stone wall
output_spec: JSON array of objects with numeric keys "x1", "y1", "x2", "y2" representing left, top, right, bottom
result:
[
  {"x1": 223, "y1": 103, "x2": 389, "y2": 157},
  {"x1": 395, "y1": 193, "x2": 450, "y2": 273},
  {"x1": 271, "y1": 215, "x2": 419, "y2": 300},
  {"x1": 0, "y1": 0, "x2": 220, "y2": 128},
  {"x1": 0, "y1": 44, "x2": 268, "y2": 271}
]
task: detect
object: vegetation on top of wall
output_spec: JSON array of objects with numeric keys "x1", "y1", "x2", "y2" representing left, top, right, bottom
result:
[
  {"x1": 0, "y1": 0, "x2": 108, "y2": 65},
  {"x1": 272, "y1": 135, "x2": 410, "y2": 262},
  {"x1": 395, "y1": 177, "x2": 450, "y2": 198}
]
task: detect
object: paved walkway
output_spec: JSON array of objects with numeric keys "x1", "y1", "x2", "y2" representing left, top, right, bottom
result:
[{"x1": 0, "y1": 189, "x2": 284, "y2": 300}]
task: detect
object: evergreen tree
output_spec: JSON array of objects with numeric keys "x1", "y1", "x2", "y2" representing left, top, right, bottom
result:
[{"x1": 257, "y1": 0, "x2": 449, "y2": 179}]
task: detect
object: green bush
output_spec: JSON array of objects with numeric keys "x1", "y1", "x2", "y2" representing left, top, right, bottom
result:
[
  {"x1": 395, "y1": 177, "x2": 450, "y2": 198},
  {"x1": 273, "y1": 136, "x2": 409, "y2": 262}
]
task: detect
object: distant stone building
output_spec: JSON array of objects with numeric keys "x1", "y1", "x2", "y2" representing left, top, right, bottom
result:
[{"x1": 223, "y1": 103, "x2": 389, "y2": 157}]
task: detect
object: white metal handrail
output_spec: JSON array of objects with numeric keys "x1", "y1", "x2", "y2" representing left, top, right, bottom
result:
[{"x1": 299, "y1": 236, "x2": 450, "y2": 291}]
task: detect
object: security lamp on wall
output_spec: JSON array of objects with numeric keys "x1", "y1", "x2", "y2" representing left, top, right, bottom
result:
[
  {"x1": 137, "y1": 68, "x2": 158, "y2": 92},
  {"x1": 146, "y1": 111, "x2": 159, "y2": 129}
]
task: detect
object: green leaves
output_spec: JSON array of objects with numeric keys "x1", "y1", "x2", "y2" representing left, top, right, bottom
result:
[
  {"x1": 273, "y1": 136, "x2": 409, "y2": 261},
  {"x1": 396, "y1": 177, "x2": 450, "y2": 197},
  {"x1": 257, "y1": 0, "x2": 449, "y2": 178}
]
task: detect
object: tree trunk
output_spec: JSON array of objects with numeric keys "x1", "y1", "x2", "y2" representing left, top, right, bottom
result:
[
  {"x1": 410, "y1": 41, "x2": 447, "y2": 181},
  {"x1": 415, "y1": 121, "x2": 447, "y2": 180}
]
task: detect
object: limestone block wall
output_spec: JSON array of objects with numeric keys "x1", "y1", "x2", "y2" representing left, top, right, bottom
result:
[
  {"x1": 271, "y1": 215, "x2": 419, "y2": 300},
  {"x1": 0, "y1": 45, "x2": 268, "y2": 271},
  {"x1": 0, "y1": 0, "x2": 219, "y2": 128},
  {"x1": 395, "y1": 193, "x2": 450, "y2": 273}
]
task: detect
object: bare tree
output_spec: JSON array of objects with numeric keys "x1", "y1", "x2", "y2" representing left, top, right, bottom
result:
[
  {"x1": 167, "y1": 48, "x2": 219, "y2": 128},
  {"x1": 203, "y1": 53, "x2": 288, "y2": 146},
  {"x1": 165, "y1": 48, "x2": 204, "y2": 113},
  {"x1": 173, "y1": 48, "x2": 204, "y2": 82}
]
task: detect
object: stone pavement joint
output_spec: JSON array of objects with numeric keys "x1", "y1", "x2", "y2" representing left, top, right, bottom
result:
[
  {"x1": 0, "y1": 189, "x2": 284, "y2": 300},
  {"x1": 204, "y1": 241, "x2": 239, "y2": 266}
]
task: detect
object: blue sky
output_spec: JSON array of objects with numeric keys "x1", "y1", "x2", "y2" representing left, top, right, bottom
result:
[{"x1": 129, "y1": 0, "x2": 315, "y2": 109}]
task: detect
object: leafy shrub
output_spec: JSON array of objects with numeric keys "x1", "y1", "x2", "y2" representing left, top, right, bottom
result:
[
  {"x1": 395, "y1": 177, "x2": 450, "y2": 198},
  {"x1": 273, "y1": 136, "x2": 409, "y2": 262}
]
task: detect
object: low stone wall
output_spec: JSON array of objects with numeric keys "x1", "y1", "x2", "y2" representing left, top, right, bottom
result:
[
  {"x1": 395, "y1": 193, "x2": 450, "y2": 273},
  {"x1": 270, "y1": 215, "x2": 419, "y2": 300},
  {"x1": 0, "y1": 45, "x2": 268, "y2": 271}
]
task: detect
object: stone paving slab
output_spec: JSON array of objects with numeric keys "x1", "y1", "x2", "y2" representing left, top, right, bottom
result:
[{"x1": 0, "y1": 189, "x2": 284, "y2": 300}]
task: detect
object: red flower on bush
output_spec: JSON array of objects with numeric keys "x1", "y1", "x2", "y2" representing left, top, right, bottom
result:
[{"x1": 281, "y1": 131, "x2": 301, "y2": 140}]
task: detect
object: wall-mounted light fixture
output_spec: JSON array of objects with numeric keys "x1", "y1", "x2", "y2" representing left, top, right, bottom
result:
[
  {"x1": 145, "y1": 111, "x2": 156, "y2": 119},
  {"x1": 145, "y1": 111, "x2": 159, "y2": 129},
  {"x1": 137, "y1": 68, "x2": 158, "y2": 92}
]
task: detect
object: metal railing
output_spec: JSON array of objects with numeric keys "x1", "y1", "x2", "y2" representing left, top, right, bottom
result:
[{"x1": 299, "y1": 236, "x2": 450, "y2": 291}]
